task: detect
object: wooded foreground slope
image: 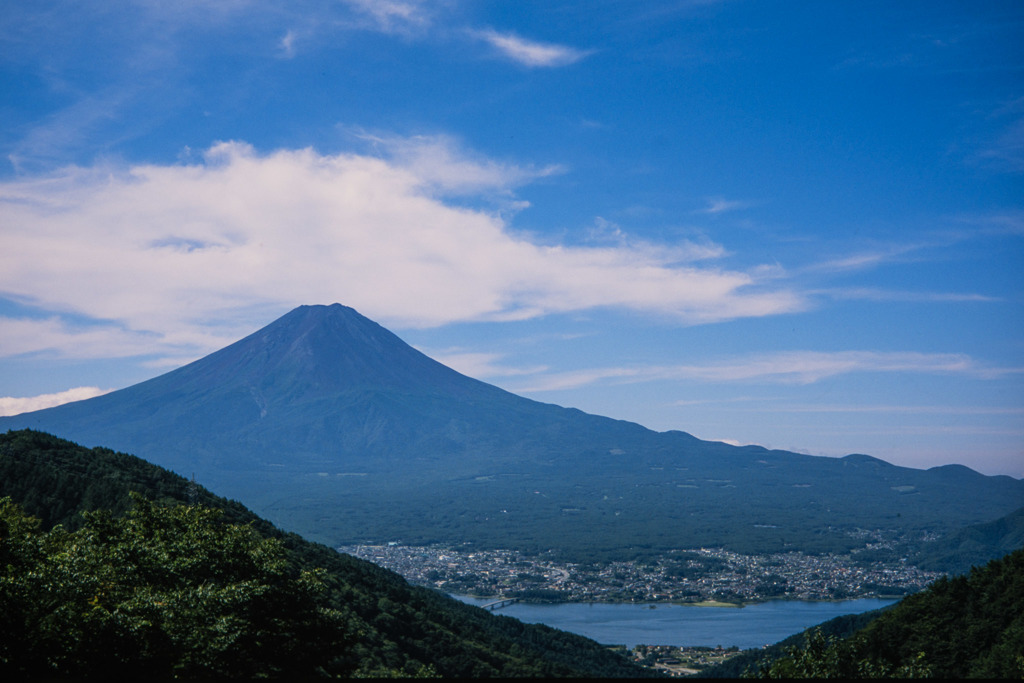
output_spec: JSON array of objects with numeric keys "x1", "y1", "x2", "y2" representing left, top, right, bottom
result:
[
  {"x1": 0, "y1": 429, "x2": 651, "y2": 679},
  {"x1": 702, "y1": 544, "x2": 1024, "y2": 678}
]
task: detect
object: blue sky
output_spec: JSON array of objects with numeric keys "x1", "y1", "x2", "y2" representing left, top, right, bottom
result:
[{"x1": 1, "y1": 1, "x2": 1022, "y2": 477}]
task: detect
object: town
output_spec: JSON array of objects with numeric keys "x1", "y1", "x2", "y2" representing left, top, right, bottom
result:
[
  {"x1": 628, "y1": 644, "x2": 744, "y2": 677},
  {"x1": 339, "y1": 540, "x2": 943, "y2": 604}
]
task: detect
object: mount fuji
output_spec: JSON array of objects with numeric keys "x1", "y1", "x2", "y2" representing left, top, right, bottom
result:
[{"x1": 4, "y1": 304, "x2": 1022, "y2": 559}]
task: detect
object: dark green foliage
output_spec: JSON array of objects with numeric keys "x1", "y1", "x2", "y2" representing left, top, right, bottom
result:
[
  {"x1": 0, "y1": 495, "x2": 348, "y2": 679},
  {"x1": 851, "y1": 548, "x2": 1024, "y2": 678},
  {"x1": 749, "y1": 628, "x2": 931, "y2": 679},
  {"x1": 735, "y1": 547, "x2": 1024, "y2": 679},
  {"x1": 912, "y1": 505, "x2": 1024, "y2": 575},
  {"x1": 0, "y1": 428, "x2": 195, "y2": 529},
  {"x1": 0, "y1": 430, "x2": 652, "y2": 679},
  {"x1": 698, "y1": 608, "x2": 891, "y2": 678}
]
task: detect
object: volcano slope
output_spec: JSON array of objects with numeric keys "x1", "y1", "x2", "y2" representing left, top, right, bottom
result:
[{"x1": 3, "y1": 304, "x2": 1022, "y2": 560}]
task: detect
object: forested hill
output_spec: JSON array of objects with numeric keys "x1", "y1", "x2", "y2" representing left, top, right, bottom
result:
[
  {"x1": 836, "y1": 546, "x2": 1024, "y2": 678},
  {"x1": 911, "y1": 505, "x2": 1024, "y2": 575},
  {"x1": 702, "y1": 545, "x2": 1024, "y2": 678},
  {"x1": 0, "y1": 429, "x2": 652, "y2": 679}
]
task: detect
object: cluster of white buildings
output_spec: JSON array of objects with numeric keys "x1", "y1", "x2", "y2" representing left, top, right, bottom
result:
[{"x1": 339, "y1": 542, "x2": 943, "y2": 603}]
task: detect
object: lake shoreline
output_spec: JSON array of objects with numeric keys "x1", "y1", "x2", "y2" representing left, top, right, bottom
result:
[
  {"x1": 454, "y1": 593, "x2": 907, "y2": 609},
  {"x1": 450, "y1": 595, "x2": 899, "y2": 650}
]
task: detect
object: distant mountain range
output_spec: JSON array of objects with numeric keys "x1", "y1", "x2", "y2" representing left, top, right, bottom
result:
[{"x1": 3, "y1": 304, "x2": 1022, "y2": 561}]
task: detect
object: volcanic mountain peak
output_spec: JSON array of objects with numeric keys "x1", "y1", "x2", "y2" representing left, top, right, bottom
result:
[
  {"x1": 255, "y1": 304, "x2": 404, "y2": 360},
  {"x1": 154, "y1": 303, "x2": 487, "y2": 399}
]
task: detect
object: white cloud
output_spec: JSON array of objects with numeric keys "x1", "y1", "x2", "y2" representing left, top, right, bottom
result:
[
  {"x1": 586, "y1": 216, "x2": 726, "y2": 262},
  {"x1": 0, "y1": 314, "x2": 236, "y2": 362},
  {"x1": 422, "y1": 349, "x2": 548, "y2": 379},
  {"x1": 803, "y1": 238, "x2": 952, "y2": 275},
  {"x1": 807, "y1": 249, "x2": 905, "y2": 273},
  {"x1": 0, "y1": 139, "x2": 803, "y2": 362},
  {"x1": 515, "y1": 350, "x2": 1011, "y2": 392},
  {"x1": 516, "y1": 366, "x2": 645, "y2": 392},
  {"x1": 342, "y1": 0, "x2": 434, "y2": 34},
  {"x1": 741, "y1": 403, "x2": 1024, "y2": 415},
  {"x1": 0, "y1": 386, "x2": 113, "y2": 417},
  {"x1": 279, "y1": 29, "x2": 298, "y2": 58},
  {"x1": 0, "y1": 316, "x2": 153, "y2": 359},
  {"x1": 351, "y1": 131, "x2": 563, "y2": 196},
  {"x1": 696, "y1": 197, "x2": 748, "y2": 215},
  {"x1": 7, "y1": 88, "x2": 136, "y2": 173},
  {"x1": 815, "y1": 287, "x2": 999, "y2": 303},
  {"x1": 676, "y1": 350, "x2": 986, "y2": 383},
  {"x1": 973, "y1": 97, "x2": 1024, "y2": 173},
  {"x1": 473, "y1": 29, "x2": 592, "y2": 67}
]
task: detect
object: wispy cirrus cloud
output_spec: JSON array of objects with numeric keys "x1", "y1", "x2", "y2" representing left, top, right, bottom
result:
[
  {"x1": 7, "y1": 87, "x2": 138, "y2": 173},
  {"x1": 472, "y1": 29, "x2": 593, "y2": 67},
  {"x1": 814, "y1": 287, "x2": 999, "y2": 303},
  {"x1": 278, "y1": 29, "x2": 298, "y2": 58},
  {"x1": 974, "y1": 115, "x2": 1024, "y2": 173},
  {"x1": 0, "y1": 314, "x2": 234, "y2": 363},
  {"x1": 739, "y1": 403, "x2": 1024, "y2": 416},
  {"x1": 954, "y1": 211, "x2": 1024, "y2": 237},
  {"x1": 350, "y1": 130, "x2": 564, "y2": 196},
  {"x1": 422, "y1": 349, "x2": 548, "y2": 380},
  {"x1": 514, "y1": 350, "x2": 1019, "y2": 392},
  {"x1": 683, "y1": 350, "x2": 1009, "y2": 382},
  {"x1": 341, "y1": 0, "x2": 435, "y2": 34},
  {"x1": 696, "y1": 196, "x2": 749, "y2": 215},
  {"x1": 804, "y1": 244, "x2": 925, "y2": 273}
]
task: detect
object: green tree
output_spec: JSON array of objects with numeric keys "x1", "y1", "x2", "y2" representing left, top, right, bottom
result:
[
  {"x1": 0, "y1": 494, "x2": 353, "y2": 679},
  {"x1": 748, "y1": 628, "x2": 931, "y2": 679}
]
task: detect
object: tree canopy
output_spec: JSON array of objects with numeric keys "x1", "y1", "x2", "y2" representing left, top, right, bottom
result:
[
  {"x1": 0, "y1": 494, "x2": 352, "y2": 678},
  {"x1": 745, "y1": 547, "x2": 1024, "y2": 679}
]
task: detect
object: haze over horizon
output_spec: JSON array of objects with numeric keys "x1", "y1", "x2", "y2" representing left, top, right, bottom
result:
[{"x1": 1, "y1": 2, "x2": 1022, "y2": 477}]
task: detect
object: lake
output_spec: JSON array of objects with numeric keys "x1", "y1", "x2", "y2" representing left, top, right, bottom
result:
[{"x1": 452, "y1": 596, "x2": 897, "y2": 650}]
